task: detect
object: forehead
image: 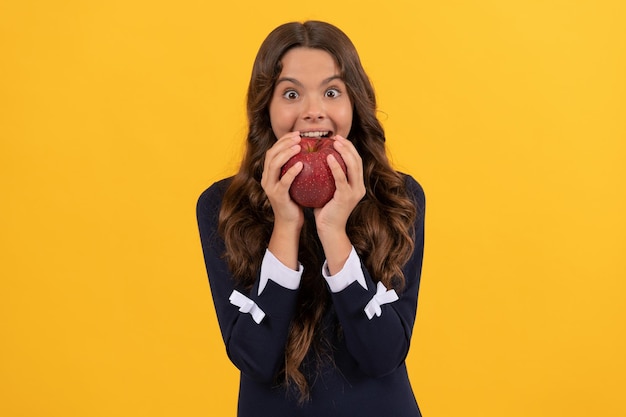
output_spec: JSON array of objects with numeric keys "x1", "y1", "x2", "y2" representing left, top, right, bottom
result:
[{"x1": 279, "y1": 47, "x2": 340, "y2": 79}]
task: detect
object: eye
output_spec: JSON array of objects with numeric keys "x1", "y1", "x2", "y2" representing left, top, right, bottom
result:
[
  {"x1": 282, "y1": 89, "x2": 299, "y2": 100},
  {"x1": 325, "y1": 88, "x2": 341, "y2": 98}
]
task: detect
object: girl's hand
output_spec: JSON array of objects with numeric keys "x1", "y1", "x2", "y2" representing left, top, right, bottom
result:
[
  {"x1": 314, "y1": 135, "x2": 366, "y2": 274},
  {"x1": 261, "y1": 132, "x2": 305, "y2": 270},
  {"x1": 261, "y1": 132, "x2": 305, "y2": 228},
  {"x1": 262, "y1": 133, "x2": 304, "y2": 270}
]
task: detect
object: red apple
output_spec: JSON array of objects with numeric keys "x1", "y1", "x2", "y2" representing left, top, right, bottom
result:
[{"x1": 280, "y1": 137, "x2": 347, "y2": 208}]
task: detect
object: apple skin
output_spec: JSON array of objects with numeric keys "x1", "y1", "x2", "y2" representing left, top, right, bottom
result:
[{"x1": 280, "y1": 137, "x2": 347, "y2": 208}]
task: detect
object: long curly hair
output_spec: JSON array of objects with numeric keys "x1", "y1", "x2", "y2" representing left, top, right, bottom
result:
[{"x1": 218, "y1": 21, "x2": 417, "y2": 402}]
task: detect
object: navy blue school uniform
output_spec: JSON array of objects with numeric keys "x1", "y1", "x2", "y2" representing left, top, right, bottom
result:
[{"x1": 197, "y1": 174, "x2": 426, "y2": 416}]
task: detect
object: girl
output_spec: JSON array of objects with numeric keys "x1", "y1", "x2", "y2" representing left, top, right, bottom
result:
[{"x1": 197, "y1": 20, "x2": 426, "y2": 416}]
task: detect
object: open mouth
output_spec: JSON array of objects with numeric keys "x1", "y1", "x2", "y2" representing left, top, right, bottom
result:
[{"x1": 300, "y1": 131, "x2": 332, "y2": 138}]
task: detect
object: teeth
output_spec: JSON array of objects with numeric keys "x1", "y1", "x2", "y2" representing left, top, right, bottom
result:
[{"x1": 300, "y1": 131, "x2": 329, "y2": 138}]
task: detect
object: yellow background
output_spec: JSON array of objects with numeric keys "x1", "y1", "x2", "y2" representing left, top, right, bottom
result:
[{"x1": 1, "y1": 0, "x2": 625, "y2": 416}]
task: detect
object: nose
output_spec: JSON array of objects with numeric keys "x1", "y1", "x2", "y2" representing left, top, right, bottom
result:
[{"x1": 302, "y1": 96, "x2": 325, "y2": 120}]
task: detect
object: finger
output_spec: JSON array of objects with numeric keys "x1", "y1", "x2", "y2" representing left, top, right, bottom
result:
[
  {"x1": 333, "y1": 135, "x2": 356, "y2": 151},
  {"x1": 333, "y1": 136, "x2": 361, "y2": 165},
  {"x1": 327, "y1": 154, "x2": 348, "y2": 185},
  {"x1": 280, "y1": 161, "x2": 304, "y2": 186},
  {"x1": 332, "y1": 137, "x2": 362, "y2": 182},
  {"x1": 264, "y1": 134, "x2": 302, "y2": 178},
  {"x1": 269, "y1": 143, "x2": 301, "y2": 176},
  {"x1": 278, "y1": 131, "x2": 301, "y2": 146},
  {"x1": 265, "y1": 132, "x2": 300, "y2": 158}
]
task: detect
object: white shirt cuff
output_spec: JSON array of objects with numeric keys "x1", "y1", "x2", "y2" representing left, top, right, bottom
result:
[
  {"x1": 258, "y1": 249, "x2": 304, "y2": 295},
  {"x1": 322, "y1": 247, "x2": 367, "y2": 293}
]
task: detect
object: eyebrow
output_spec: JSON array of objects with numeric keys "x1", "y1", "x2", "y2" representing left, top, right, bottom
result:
[{"x1": 275, "y1": 75, "x2": 343, "y2": 87}]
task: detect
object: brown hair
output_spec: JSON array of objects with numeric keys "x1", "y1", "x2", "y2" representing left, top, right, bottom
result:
[{"x1": 218, "y1": 21, "x2": 417, "y2": 402}]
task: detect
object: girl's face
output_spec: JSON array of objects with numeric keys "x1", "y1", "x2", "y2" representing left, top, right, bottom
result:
[{"x1": 269, "y1": 47, "x2": 353, "y2": 140}]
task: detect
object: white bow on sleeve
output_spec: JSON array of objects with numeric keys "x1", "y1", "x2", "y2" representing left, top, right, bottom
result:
[
  {"x1": 229, "y1": 290, "x2": 266, "y2": 324},
  {"x1": 364, "y1": 282, "x2": 399, "y2": 320}
]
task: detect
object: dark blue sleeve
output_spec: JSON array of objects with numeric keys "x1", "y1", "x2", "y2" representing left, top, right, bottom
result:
[
  {"x1": 329, "y1": 175, "x2": 425, "y2": 377},
  {"x1": 196, "y1": 179, "x2": 300, "y2": 383}
]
